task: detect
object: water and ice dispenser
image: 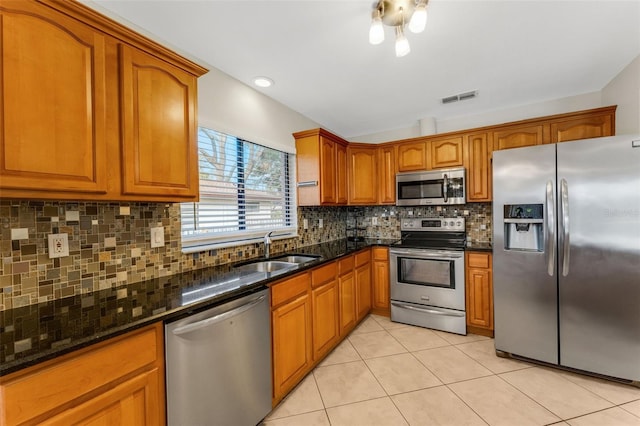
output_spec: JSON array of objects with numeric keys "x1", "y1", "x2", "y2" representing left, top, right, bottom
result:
[{"x1": 503, "y1": 204, "x2": 544, "y2": 251}]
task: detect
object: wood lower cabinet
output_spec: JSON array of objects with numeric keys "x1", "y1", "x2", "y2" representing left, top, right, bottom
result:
[
  {"x1": 372, "y1": 247, "x2": 390, "y2": 316},
  {"x1": 348, "y1": 145, "x2": 378, "y2": 204},
  {"x1": 465, "y1": 252, "x2": 494, "y2": 337},
  {"x1": 428, "y1": 136, "x2": 464, "y2": 169},
  {"x1": 271, "y1": 273, "x2": 313, "y2": 403},
  {"x1": 0, "y1": 0, "x2": 207, "y2": 202},
  {"x1": 311, "y1": 264, "x2": 339, "y2": 361},
  {"x1": 355, "y1": 250, "x2": 372, "y2": 321},
  {"x1": 338, "y1": 256, "x2": 357, "y2": 336},
  {"x1": 0, "y1": 323, "x2": 165, "y2": 426}
]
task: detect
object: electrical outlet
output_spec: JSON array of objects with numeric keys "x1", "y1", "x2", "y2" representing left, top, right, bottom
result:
[
  {"x1": 318, "y1": 219, "x2": 323, "y2": 229},
  {"x1": 150, "y1": 226, "x2": 165, "y2": 248},
  {"x1": 372, "y1": 217, "x2": 378, "y2": 225},
  {"x1": 303, "y1": 219, "x2": 309, "y2": 230},
  {"x1": 48, "y1": 233, "x2": 69, "y2": 258}
]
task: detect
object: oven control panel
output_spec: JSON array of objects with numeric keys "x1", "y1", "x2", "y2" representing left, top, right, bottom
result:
[{"x1": 400, "y1": 217, "x2": 465, "y2": 232}]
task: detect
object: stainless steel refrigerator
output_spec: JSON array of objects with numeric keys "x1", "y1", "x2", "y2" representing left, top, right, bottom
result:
[{"x1": 493, "y1": 134, "x2": 640, "y2": 384}]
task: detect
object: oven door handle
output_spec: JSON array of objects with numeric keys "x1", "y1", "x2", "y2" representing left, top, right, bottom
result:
[
  {"x1": 391, "y1": 302, "x2": 465, "y2": 317},
  {"x1": 389, "y1": 249, "x2": 463, "y2": 259}
]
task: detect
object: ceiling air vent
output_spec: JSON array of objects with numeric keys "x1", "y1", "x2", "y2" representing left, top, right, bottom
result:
[{"x1": 442, "y1": 90, "x2": 478, "y2": 104}]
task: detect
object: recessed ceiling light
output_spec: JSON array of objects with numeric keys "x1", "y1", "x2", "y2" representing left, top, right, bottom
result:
[{"x1": 253, "y1": 77, "x2": 274, "y2": 88}]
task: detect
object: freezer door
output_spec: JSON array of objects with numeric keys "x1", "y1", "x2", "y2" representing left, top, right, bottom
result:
[
  {"x1": 557, "y1": 135, "x2": 640, "y2": 382},
  {"x1": 493, "y1": 144, "x2": 558, "y2": 364}
]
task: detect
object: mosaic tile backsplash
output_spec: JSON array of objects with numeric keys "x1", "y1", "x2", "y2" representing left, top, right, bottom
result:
[{"x1": 0, "y1": 201, "x2": 491, "y2": 311}]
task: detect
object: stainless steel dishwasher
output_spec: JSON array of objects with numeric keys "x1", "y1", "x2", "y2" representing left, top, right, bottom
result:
[{"x1": 165, "y1": 288, "x2": 271, "y2": 426}]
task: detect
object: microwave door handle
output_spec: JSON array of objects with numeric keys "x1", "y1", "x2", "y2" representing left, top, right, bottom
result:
[{"x1": 443, "y1": 174, "x2": 448, "y2": 203}]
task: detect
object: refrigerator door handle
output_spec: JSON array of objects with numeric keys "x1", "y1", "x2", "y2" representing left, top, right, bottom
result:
[
  {"x1": 559, "y1": 178, "x2": 570, "y2": 276},
  {"x1": 545, "y1": 180, "x2": 556, "y2": 276}
]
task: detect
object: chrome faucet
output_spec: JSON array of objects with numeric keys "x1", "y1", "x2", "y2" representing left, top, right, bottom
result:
[{"x1": 264, "y1": 231, "x2": 275, "y2": 259}]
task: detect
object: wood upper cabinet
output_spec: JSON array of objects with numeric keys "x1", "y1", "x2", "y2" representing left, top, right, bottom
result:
[
  {"x1": 464, "y1": 132, "x2": 492, "y2": 202},
  {"x1": 377, "y1": 145, "x2": 396, "y2": 204},
  {"x1": 0, "y1": 323, "x2": 165, "y2": 425},
  {"x1": 465, "y1": 252, "x2": 494, "y2": 336},
  {"x1": 397, "y1": 141, "x2": 427, "y2": 172},
  {"x1": 428, "y1": 137, "x2": 464, "y2": 169},
  {"x1": 549, "y1": 106, "x2": 616, "y2": 143},
  {"x1": 0, "y1": 1, "x2": 108, "y2": 195},
  {"x1": 271, "y1": 273, "x2": 313, "y2": 402},
  {"x1": 355, "y1": 250, "x2": 372, "y2": 321},
  {"x1": 492, "y1": 124, "x2": 544, "y2": 151},
  {"x1": 371, "y1": 247, "x2": 390, "y2": 316},
  {"x1": 0, "y1": 0, "x2": 207, "y2": 201},
  {"x1": 120, "y1": 45, "x2": 199, "y2": 198},
  {"x1": 311, "y1": 264, "x2": 339, "y2": 361},
  {"x1": 294, "y1": 129, "x2": 348, "y2": 206},
  {"x1": 348, "y1": 145, "x2": 378, "y2": 205}
]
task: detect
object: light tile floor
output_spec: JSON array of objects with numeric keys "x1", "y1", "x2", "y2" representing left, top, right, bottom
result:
[{"x1": 263, "y1": 314, "x2": 640, "y2": 426}]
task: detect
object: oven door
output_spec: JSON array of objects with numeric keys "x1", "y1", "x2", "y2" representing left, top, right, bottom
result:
[{"x1": 389, "y1": 248, "x2": 465, "y2": 311}]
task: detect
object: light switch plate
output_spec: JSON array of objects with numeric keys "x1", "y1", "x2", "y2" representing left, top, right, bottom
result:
[
  {"x1": 318, "y1": 219, "x2": 323, "y2": 229},
  {"x1": 48, "y1": 233, "x2": 69, "y2": 258},
  {"x1": 150, "y1": 226, "x2": 164, "y2": 248}
]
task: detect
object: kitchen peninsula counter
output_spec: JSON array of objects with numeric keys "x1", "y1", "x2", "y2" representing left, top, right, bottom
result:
[{"x1": 0, "y1": 238, "x2": 397, "y2": 376}]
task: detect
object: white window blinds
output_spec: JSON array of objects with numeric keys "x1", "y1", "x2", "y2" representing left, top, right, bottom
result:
[{"x1": 181, "y1": 128, "x2": 296, "y2": 252}]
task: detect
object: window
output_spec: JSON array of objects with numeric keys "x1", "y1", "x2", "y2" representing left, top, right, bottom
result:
[{"x1": 181, "y1": 128, "x2": 296, "y2": 252}]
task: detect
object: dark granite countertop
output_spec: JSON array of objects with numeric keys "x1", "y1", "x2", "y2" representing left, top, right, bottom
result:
[
  {"x1": 466, "y1": 242, "x2": 493, "y2": 252},
  {"x1": 0, "y1": 238, "x2": 397, "y2": 377}
]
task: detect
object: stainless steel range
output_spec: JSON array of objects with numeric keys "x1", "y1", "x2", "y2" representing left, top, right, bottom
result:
[{"x1": 390, "y1": 217, "x2": 467, "y2": 335}]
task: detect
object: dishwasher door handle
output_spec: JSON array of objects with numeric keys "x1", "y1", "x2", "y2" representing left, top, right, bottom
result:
[{"x1": 172, "y1": 294, "x2": 267, "y2": 336}]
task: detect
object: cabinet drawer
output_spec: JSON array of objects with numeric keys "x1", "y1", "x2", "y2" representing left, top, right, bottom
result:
[
  {"x1": 0, "y1": 324, "x2": 161, "y2": 426},
  {"x1": 271, "y1": 273, "x2": 310, "y2": 306},
  {"x1": 311, "y1": 262, "x2": 337, "y2": 288},
  {"x1": 355, "y1": 250, "x2": 370, "y2": 267},
  {"x1": 467, "y1": 252, "x2": 491, "y2": 269},
  {"x1": 372, "y1": 247, "x2": 388, "y2": 261},
  {"x1": 338, "y1": 255, "x2": 354, "y2": 275}
]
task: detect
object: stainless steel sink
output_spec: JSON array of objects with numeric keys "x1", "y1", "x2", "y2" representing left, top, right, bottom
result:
[
  {"x1": 272, "y1": 255, "x2": 320, "y2": 264},
  {"x1": 234, "y1": 260, "x2": 297, "y2": 273}
]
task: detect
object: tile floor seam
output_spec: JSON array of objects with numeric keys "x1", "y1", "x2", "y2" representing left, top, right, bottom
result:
[
  {"x1": 442, "y1": 382, "x2": 493, "y2": 426},
  {"x1": 492, "y1": 370, "x2": 567, "y2": 421}
]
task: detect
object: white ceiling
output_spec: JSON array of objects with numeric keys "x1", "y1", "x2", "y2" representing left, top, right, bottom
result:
[{"x1": 85, "y1": 0, "x2": 640, "y2": 139}]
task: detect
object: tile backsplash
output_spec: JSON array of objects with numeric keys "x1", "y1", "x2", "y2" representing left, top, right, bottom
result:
[{"x1": 0, "y1": 200, "x2": 491, "y2": 311}]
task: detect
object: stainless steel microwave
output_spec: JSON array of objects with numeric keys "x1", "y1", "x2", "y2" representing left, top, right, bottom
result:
[{"x1": 396, "y1": 168, "x2": 466, "y2": 206}]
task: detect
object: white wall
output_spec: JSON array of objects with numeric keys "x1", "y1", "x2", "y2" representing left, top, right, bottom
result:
[
  {"x1": 197, "y1": 68, "x2": 320, "y2": 153},
  {"x1": 602, "y1": 55, "x2": 640, "y2": 135}
]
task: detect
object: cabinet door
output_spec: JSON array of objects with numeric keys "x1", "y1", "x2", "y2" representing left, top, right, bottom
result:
[
  {"x1": 429, "y1": 137, "x2": 464, "y2": 169},
  {"x1": 312, "y1": 280, "x2": 339, "y2": 361},
  {"x1": 336, "y1": 142, "x2": 348, "y2": 204},
  {"x1": 272, "y1": 294, "x2": 313, "y2": 400},
  {"x1": 0, "y1": 2, "x2": 108, "y2": 194},
  {"x1": 372, "y1": 248, "x2": 390, "y2": 315},
  {"x1": 120, "y1": 45, "x2": 199, "y2": 199},
  {"x1": 377, "y1": 146, "x2": 396, "y2": 205},
  {"x1": 44, "y1": 368, "x2": 163, "y2": 426},
  {"x1": 319, "y1": 137, "x2": 337, "y2": 204},
  {"x1": 355, "y1": 263, "x2": 372, "y2": 321},
  {"x1": 348, "y1": 146, "x2": 377, "y2": 204},
  {"x1": 492, "y1": 125, "x2": 544, "y2": 151},
  {"x1": 338, "y1": 271, "x2": 357, "y2": 336},
  {"x1": 465, "y1": 252, "x2": 493, "y2": 332},
  {"x1": 466, "y1": 133, "x2": 492, "y2": 202},
  {"x1": 397, "y1": 141, "x2": 427, "y2": 172},
  {"x1": 550, "y1": 114, "x2": 614, "y2": 143}
]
